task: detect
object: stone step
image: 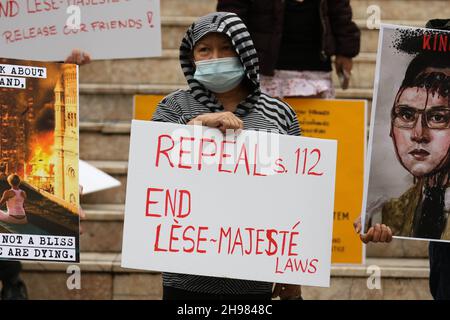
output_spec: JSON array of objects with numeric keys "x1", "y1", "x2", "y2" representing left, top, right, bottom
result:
[
  {"x1": 79, "y1": 83, "x2": 373, "y2": 122},
  {"x1": 19, "y1": 252, "x2": 432, "y2": 299},
  {"x1": 160, "y1": 0, "x2": 448, "y2": 22},
  {"x1": 80, "y1": 122, "x2": 131, "y2": 161},
  {"x1": 351, "y1": 0, "x2": 449, "y2": 21},
  {"x1": 79, "y1": 51, "x2": 377, "y2": 88},
  {"x1": 160, "y1": 16, "x2": 426, "y2": 52}
]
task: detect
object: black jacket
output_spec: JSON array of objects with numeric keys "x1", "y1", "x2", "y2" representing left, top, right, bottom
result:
[{"x1": 217, "y1": 0, "x2": 361, "y2": 76}]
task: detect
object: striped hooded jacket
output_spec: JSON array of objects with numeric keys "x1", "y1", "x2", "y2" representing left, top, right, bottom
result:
[{"x1": 152, "y1": 12, "x2": 301, "y2": 295}]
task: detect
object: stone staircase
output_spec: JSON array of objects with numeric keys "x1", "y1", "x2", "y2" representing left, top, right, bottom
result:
[{"x1": 16, "y1": 0, "x2": 450, "y2": 300}]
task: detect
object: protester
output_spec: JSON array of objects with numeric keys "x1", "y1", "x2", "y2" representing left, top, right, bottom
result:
[
  {"x1": 151, "y1": 12, "x2": 302, "y2": 300},
  {"x1": 216, "y1": 0, "x2": 360, "y2": 98}
]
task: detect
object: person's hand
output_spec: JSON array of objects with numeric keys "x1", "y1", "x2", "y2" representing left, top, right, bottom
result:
[
  {"x1": 272, "y1": 283, "x2": 302, "y2": 300},
  {"x1": 188, "y1": 111, "x2": 243, "y2": 134},
  {"x1": 65, "y1": 49, "x2": 91, "y2": 66},
  {"x1": 79, "y1": 185, "x2": 86, "y2": 235},
  {"x1": 335, "y1": 55, "x2": 353, "y2": 90},
  {"x1": 353, "y1": 216, "x2": 393, "y2": 244}
]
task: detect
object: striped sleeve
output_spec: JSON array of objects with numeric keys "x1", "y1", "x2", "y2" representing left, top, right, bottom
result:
[
  {"x1": 283, "y1": 102, "x2": 301, "y2": 137},
  {"x1": 288, "y1": 115, "x2": 301, "y2": 137},
  {"x1": 151, "y1": 100, "x2": 189, "y2": 125}
]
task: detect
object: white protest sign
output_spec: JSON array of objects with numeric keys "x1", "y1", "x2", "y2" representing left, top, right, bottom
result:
[
  {"x1": 0, "y1": 0, "x2": 161, "y2": 61},
  {"x1": 121, "y1": 121, "x2": 337, "y2": 287}
]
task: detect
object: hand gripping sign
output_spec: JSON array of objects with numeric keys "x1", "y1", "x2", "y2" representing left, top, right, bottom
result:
[{"x1": 122, "y1": 121, "x2": 337, "y2": 287}]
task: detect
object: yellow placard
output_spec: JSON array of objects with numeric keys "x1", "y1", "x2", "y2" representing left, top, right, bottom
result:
[
  {"x1": 285, "y1": 98, "x2": 365, "y2": 264},
  {"x1": 133, "y1": 95, "x2": 164, "y2": 121},
  {"x1": 134, "y1": 96, "x2": 366, "y2": 264}
]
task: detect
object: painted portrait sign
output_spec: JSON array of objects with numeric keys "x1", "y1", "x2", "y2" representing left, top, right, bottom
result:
[
  {"x1": 0, "y1": 58, "x2": 80, "y2": 262},
  {"x1": 363, "y1": 25, "x2": 450, "y2": 242}
]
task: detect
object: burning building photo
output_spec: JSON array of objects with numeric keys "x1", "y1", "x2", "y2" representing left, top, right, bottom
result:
[{"x1": 0, "y1": 58, "x2": 79, "y2": 239}]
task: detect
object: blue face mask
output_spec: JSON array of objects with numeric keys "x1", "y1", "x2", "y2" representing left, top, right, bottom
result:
[{"x1": 193, "y1": 57, "x2": 245, "y2": 93}]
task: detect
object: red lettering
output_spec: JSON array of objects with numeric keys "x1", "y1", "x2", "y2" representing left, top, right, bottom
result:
[
  {"x1": 279, "y1": 231, "x2": 289, "y2": 256},
  {"x1": 218, "y1": 140, "x2": 235, "y2": 173},
  {"x1": 0, "y1": 0, "x2": 19, "y2": 17},
  {"x1": 253, "y1": 144, "x2": 267, "y2": 176},
  {"x1": 168, "y1": 224, "x2": 182, "y2": 253},
  {"x1": 274, "y1": 158, "x2": 286, "y2": 174},
  {"x1": 3, "y1": 31, "x2": 12, "y2": 44},
  {"x1": 177, "y1": 189, "x2": 191, "y2": 218},
  {"x1": 156, "y1": 134, "x2": 175, "y2": 168},
  {"x1": 154, "y1": 224, "x2": 167, "y2": 252},
  {"x1": 266, "y1": 230, "x2": 278, "y2": 256},
  {"x1": 297, "y1": 259, "x2": 308, "y2": 272},
  {"x1": 196, "y1": 227, "x2": 208, "y2": 253},
  {"x1": 164, "y1": 189, "x2": 177, "y2": 218},
  {"x1": 218, "y1": 227, "x2": 232, "y2": 254},
  {"x1": 244, "y1": 228, "x2": 254, "y2": 255},
  {"x1": 288, "y1": 231, "x2": 299, "y2": 257},
  {"x1": 439, "y1": 35, "x2": 448, "y2": 52},
  {"x1": 423, "y1": 34, "x2": 431, "y2": 50},
  {"x1": 256, "y1": 229, "x2": 265, "y2": 255},
  {"x1": 182, "y1": 226, "x2": 196, "y2": 253},
  {"x1": 234, "y1": 143, "x2": 250, "y2": 174},
  {"x1": 198, "y1": 138, "x2": 216, "y2": 170},
  {"x1": 145, "y1": 188, "x2": 163, "y2": 218},
  {"x1": 308, "y1": 259, "x2": 319, "y2": 274},
  {"x1": 231, "y1": 228, "x2": 244, "y2": 255},
  {"x1": 275, "y1": 257, "x2": 283, "y2": 274},
  {"x1": 178, "y1": 136, "x2": 195, "y2": 169}
]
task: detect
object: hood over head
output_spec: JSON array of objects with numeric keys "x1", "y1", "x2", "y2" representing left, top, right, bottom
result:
[{"x1": 179, "y1": 12, "x2": 260, "y2": 115}]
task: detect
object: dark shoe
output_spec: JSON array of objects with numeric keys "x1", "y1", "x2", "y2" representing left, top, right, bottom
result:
[{"x1": 1, "y1": 278, "x2": 28, "y2": 300}]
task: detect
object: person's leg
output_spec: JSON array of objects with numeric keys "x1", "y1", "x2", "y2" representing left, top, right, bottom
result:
[
  {"x1": 0, "y1": 260, "x2": 28, "y2": 300},
  {"x1": 429, "y1": 242, "x2": 450, "y2": 300},
  {"x1": 0, "y1": 211, "x2": 28, "y2": 224}
]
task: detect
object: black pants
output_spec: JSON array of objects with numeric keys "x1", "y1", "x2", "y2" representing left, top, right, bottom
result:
[
  {"x1": 0, "y1": 260, "x2": 22, "y2": 284},
  {"x1": 429, "y1": 242, "x2": 450, "y2": 300},
  {"x1": 163, "y1": 286, "x2": 272, "y2": 301}
]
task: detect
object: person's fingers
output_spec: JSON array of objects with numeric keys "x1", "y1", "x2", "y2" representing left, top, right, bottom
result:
[
  {"x1": 220, "y1": 118, "x2": 232, "y2": 131},
  {"x1": 272, "y1": 283, "x2": 282, "y2": 298},
  {"x1": 206, "y1": 115, "x2": 221, "y2": 128},
  {"x1": 231, "y1": 117, "x2": 241, "y2": 131},
  {"x1": 237, "y1": 117, "x2": 244, "y2": 130},
  {"x1": 353, "y1": 218, "x2": 361, "y2": 234},
  {"x1": 71, "y1": 50, "x2": 81, "y2": 65},
  {"x1": 360, "y1": 227, "x2": 374, "y2": 244},
  {"x1": 82, "y1": 52, "x2": 91, "y2": 64},
  {"x1": 386, "y1": 226, "x2": 393, "y2": 242},
  {"x1": 372, "y1": 224, "x2": 381, "y2": 242},
  {"x1": 380, "y1": 224, "x2": 389, "y2": 242}
]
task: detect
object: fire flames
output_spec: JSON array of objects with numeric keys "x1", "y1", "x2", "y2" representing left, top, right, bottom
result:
[{"x1": 25, "y1": 131, "x2": 55, "y2": 193}]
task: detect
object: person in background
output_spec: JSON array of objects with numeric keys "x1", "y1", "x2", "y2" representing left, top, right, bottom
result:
[{"x1": 217, "y1": 0, "x2": 360, "y2": 99}]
